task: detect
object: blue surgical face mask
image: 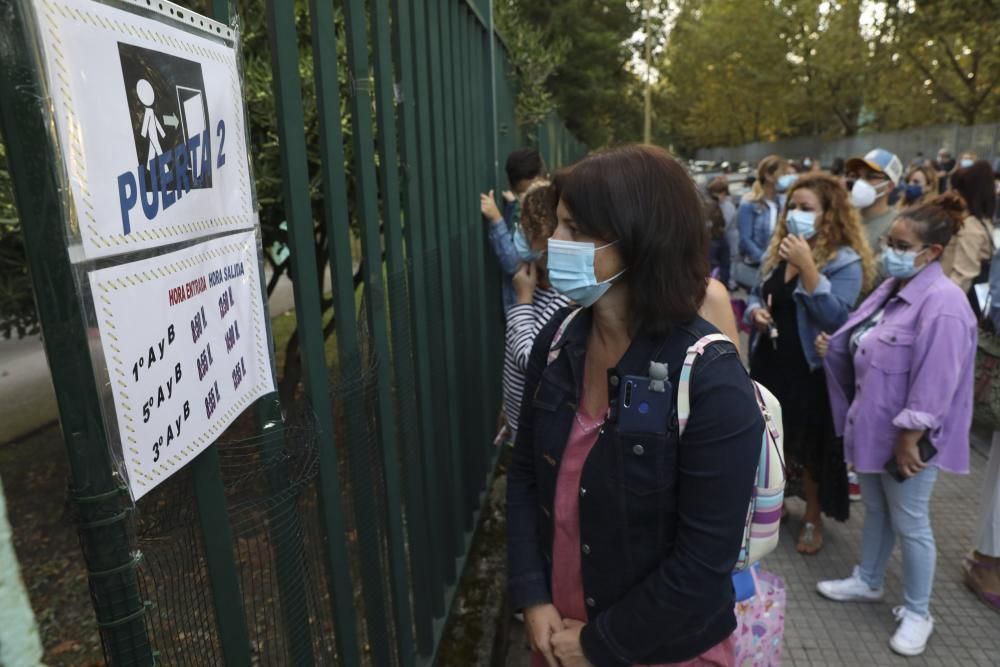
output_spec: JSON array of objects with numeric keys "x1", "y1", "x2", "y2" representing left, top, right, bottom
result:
[
  {"x1": 903, "y1": 183, "x2": 924, "y2": 202},
  {"x1": 547, "y1": 238, "x2": 626, "y2": 307},
  {"x1": 776, "y1": 173, "x2": 797, "y2": 193},
  {"x1": 960, "y1": 158, "x2": 974, "y2": 169},
  {"x1": 881, "y1": 246, "x2": 928, "y2": 279},
  {"x1": 513, "y1": 226, "x2": 543, "y2": 262},
  {"x1": 786, "y1": 209, "x2": 817, "y2": 239}
]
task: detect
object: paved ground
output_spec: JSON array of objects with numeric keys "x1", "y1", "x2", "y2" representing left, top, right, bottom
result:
[{"x1": 505, "y1": 434, "x2": 1000, "y2": 666}]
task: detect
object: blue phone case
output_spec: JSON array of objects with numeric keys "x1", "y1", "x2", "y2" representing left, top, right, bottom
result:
[{"x1": 618, "y1": 374, "x2": 672, "y2": 434}]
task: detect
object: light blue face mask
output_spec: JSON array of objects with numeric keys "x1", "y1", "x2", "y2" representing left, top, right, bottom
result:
[
  {"x1": 786, "y1": 209, "x2": 817, "y2": 240},
  {"x1": 881, "y1": 246, "x2": 928, "y2": 279},
  {"x1": 513, "y1": 226, "x2": 543, "y2": 262},
  {"x1": 776, "y1": 173, "x2": 797, "y2": 193},
  {"x1": 547, "y1": 238, "x2": 626, "y2": 307}
]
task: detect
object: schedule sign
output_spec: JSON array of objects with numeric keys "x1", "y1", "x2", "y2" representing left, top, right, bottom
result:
[{"x1": 89, "y1": 231, "x2": 274, "y2": 499}]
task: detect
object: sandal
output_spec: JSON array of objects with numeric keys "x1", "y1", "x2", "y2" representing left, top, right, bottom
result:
[
  {"x1": 797, "y1": 521, "x2": 824, "y2": 555},
  {"x1": 962, "y1": 553, "x2": 1000, "y2": 612}
]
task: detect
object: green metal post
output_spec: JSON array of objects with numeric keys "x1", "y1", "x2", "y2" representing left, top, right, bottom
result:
[
  {"x1": 408, "y1": 0, "x2": 453, "y2": 602},
  {"x1": 388, "y1": 0, "x2": 439, "y2": 652},
  {"x1": 424, "y1": 0, "x2": 462, "y2": 577},
  {"x1": 340, "y1": 0, "x2": 418, "y2": 661},
  {"x1": 371, "y1": 0, "x2": 435, "y2": 656},
  {"x1": 469, "y1": 13, "x2": 493, "y2": 482},
  {"x1": 460, "y1": 9, "x2": 488, "y2": 499},
  {"x1": 0, "y1": 5, "x2": 154, "y2": 664},
  {"x1": 436, "y1": 0, "x2": 471, "y2": 546},
  {"x1": 264, "y1": 2, "x2": 361, "y2": 665}
]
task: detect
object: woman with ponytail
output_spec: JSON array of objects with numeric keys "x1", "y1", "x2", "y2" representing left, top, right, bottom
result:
[
  {"x1": 817, "y1": 192, "x2": 976, "y2": 658},
  {"x1": 734, "y1": 155, "x2": 789, "y2": 288}
]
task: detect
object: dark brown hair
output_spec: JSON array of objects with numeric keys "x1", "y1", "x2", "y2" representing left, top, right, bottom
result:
[
  {"x1": 950, "y1": 160, "x2": 996, "y2": 222},
  {"x1": 900, "y1": 191, "x2": 967, "y2": 248},
  {"x1": 519, "y1": 182, "x2": 558, "y2": 242},
  {"x1": 556, "y1": 145, "x2": 708, "y2": 334},
  {"x1": 706, "y1": 199, "x2": 726, "y2": 240},
  {"x1": 505, "y1": 148, "x2": 545, "y2": 188},
  {"x1": 707, "y1": 175, "x2": 731, "y2": 198}
]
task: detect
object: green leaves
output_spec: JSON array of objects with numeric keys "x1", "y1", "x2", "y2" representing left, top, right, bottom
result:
[{"x1": 656, "y1": 0, "x2": 1000, "y2": 153}]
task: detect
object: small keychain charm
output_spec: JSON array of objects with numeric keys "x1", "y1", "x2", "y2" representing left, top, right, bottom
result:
[{"x1": 648, "y1": 361, "x2": 669, "y2": 393}]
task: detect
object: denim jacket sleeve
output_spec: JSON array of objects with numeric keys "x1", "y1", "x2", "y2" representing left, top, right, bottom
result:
[
  {"x1": 892, "y1": 312, "x2": 975, "y2": 433},
  {"x1": 506, "y1": 310, "x2": 568, "y2": 611},
  {"x1": 737, "y1": 202, "x2": 765, "y2": 263},
  {"x1": 793, "y1": 255, "x2": 863, "y2": 333},
  {"x1": 488, "y1": 219, "x2": 521, "y2": 276},
  {"x1": 580, "y1": 346, "x2": 762, "y2": 666}
]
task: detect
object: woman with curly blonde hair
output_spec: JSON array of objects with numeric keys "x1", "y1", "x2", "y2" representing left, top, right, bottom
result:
[
  {"x1": 898, "y1": 165, "x2": 939, "y2": 208},
  {"x1": 746, "y1": 173, "x2": 875, "y2": 555}
]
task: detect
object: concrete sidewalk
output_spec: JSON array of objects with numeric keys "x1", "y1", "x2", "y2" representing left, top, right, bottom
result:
[{"x1": 505, "y1": 435, "x2": 1000, "y2": 666}]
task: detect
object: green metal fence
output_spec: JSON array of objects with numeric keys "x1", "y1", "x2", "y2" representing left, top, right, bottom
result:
[{"x1": 0, "y1": 0, "x2": 585, "y2": 665}]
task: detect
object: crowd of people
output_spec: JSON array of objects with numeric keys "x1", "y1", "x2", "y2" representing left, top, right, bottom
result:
[{"x1": 478, "y1": 143, "x2": 1000, "y2": 666}]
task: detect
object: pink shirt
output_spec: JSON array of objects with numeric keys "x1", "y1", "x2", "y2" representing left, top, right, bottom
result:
[{"x1": 531, "y1": 401, "x2": 735, "y2": 667}]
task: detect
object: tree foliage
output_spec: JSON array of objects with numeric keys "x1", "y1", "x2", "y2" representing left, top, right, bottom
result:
[
  {"x1": 494, "y1": 0, "x2": 569, "y2": 131},
  {"x1": 505, "y1": 0, "x2": 643, "y2": 147},
  {"x1": 657, "y1": 0, "x2": 1000, "y2": 154}
]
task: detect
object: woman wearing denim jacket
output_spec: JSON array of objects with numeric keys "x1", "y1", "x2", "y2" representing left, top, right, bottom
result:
[
  {"x1": 746, "y1": 174, "x2": 875, "y2": 555},
  {"x1": 733, "y1": 155, "x2": 788, "y2": 289},
  {"x1": 507, "y1": 146, "x2": 763, "y2": 667},
  {"x1": 817, "y1": 193, "x2": 976, "y2": 657}
]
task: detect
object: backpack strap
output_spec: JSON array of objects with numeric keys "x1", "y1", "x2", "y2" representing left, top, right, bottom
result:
[
  {"x1": 547, "y1": 307, "x2": 583, "y2": 366},
  {"x1": 677, "y1": 333, "x2": 734, "y2": 437}
]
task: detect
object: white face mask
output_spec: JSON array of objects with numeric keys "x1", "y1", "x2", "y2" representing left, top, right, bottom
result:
[
  {"x1": 850, "y1": 179, "x2": 888, "y2": 209},
  {"x1": 960, "y1": 158, "x2": 974, "y2": 169}
]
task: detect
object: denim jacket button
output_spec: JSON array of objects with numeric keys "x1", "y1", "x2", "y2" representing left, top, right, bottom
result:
[
  {"x1": 586, "y1": 597, "x2": 596, "y2": 608},
  {"x1": 633, "y1": 444, "x2": 645, "y2": 456},
  {"x1": 582, "y1": 544, "x2": 591, "y2": 555},
  {"x1": 580, "y1": 487, "x2": 587, "y2": 497},
  {"x1": 609, "y1": 375, "x2": 620, "y2": 387}
]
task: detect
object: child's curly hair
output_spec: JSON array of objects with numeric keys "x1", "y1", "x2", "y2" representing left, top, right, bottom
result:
[{"x1": 519, "y1": 181, "x2": 558, "y2": 243}]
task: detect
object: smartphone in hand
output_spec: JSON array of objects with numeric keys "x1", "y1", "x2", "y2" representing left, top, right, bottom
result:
[{"x1": 884, "y1": 435, "x2": 938, "y2": 483}]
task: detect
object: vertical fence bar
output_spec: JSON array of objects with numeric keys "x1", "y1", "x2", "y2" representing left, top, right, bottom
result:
[
  {"x1": 459, "y1": 3, "x2": 489, "y2": 494},
  {"x1": 389, "y1": 0, "x2": 440, "y2": 653},
  {"x1": 340, "y1": 0, "x2": 418, "y2": 662},
  {"x1": 305, "y1": 1, "x2": 383, "y2": 664},
  {"x1": 425, "y1": 0, "x2": 463, "y2": 571},
  {"x1": 190, "y1": 445, "x2": 253, "y2": 666},
  {"x1": 263, "y1": 2, "x2": 361, "y2": 665},
  {"x1": 470, "y1": 12, "x2": 494, "y2": 479},
  {"x1": 0, "y1": 7, "x2": 155, "y2": 665},
  {"x1": 371, "y1": 0, "x2": 435, "y2": 658},
  {"x1": 438, "y1": 0, "x2": 470, "y2": 546},
  {"x1": 452, "y1": 6, "x2": 475, "y2": 518},
  {"x1": 206, "y1": 5, "x2": 312, "y2": 665},
  {"x1": 409, "y1": 0, "x2": 455, "y2": 600}
]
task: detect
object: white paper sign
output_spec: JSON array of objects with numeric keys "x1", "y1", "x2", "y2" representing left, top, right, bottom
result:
[
  {"x1": 35, "y1": 0, "x2": 254, "y2": 259},
  {"x1": 89, "y1": 231, "x2": 275, "y2": 500}
]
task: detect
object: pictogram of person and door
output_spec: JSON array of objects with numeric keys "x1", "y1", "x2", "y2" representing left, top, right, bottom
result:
[{"x1": 118, "y1": 43, "x2": 213, "y2": 190}]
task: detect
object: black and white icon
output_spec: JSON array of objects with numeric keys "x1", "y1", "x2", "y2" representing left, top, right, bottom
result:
[{"x1": 118, "y1": 43, "x2": 212, "y2": 189}]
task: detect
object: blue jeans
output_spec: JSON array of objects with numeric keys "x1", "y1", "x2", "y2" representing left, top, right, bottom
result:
[{"x1": 857, "y1": 467, "x2": 939, "y2": 617}]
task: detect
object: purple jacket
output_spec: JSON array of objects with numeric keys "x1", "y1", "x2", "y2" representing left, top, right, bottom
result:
[{"x1": 824, "y1": 262, "x2": 976, "y2": 474}]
